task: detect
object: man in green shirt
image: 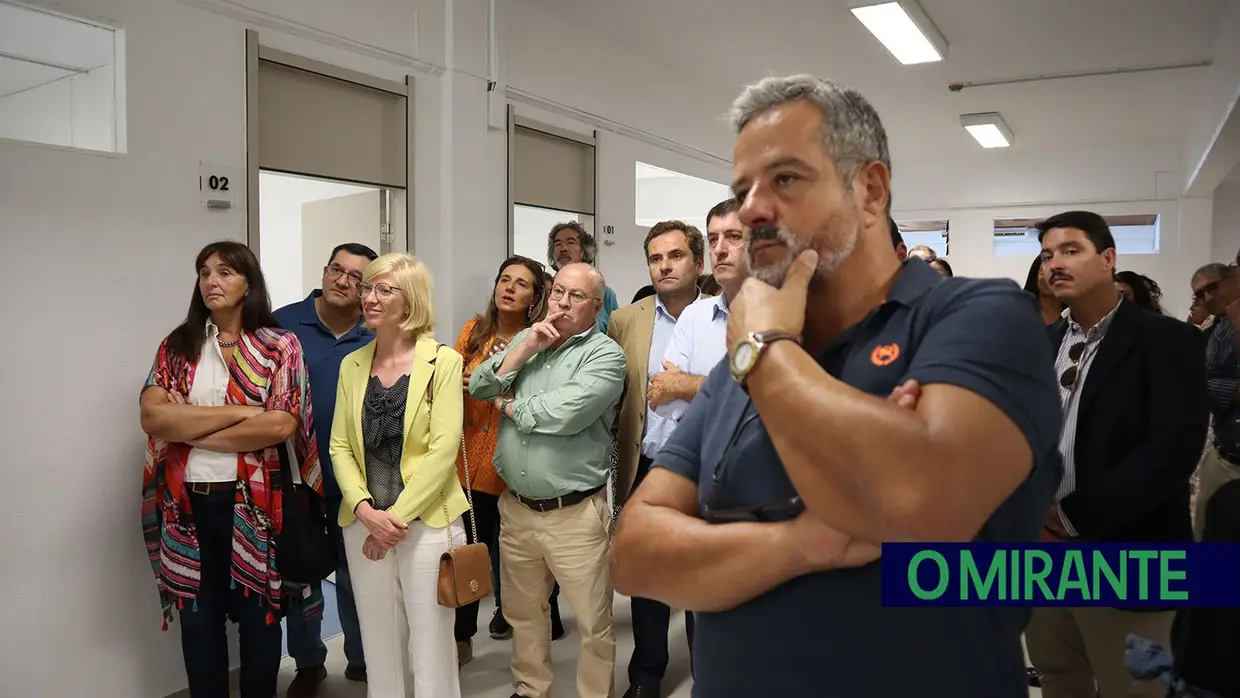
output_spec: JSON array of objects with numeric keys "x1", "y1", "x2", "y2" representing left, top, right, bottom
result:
[{"x1": 470, "y1": 262, "x2": 626, "y2": 698}]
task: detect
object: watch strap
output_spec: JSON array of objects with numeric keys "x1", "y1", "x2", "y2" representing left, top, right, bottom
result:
[
  {"x1": 734, "y1": 330, "x2": 801, "y2": 387},
  {"x1": 752, "y1": 330, "x2": 800, "y2": 346}
]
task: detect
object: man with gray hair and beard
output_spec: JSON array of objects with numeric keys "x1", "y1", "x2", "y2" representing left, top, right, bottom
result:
[{"x1": 609, "y1": 74, "x2": 1064, "y2": 696}]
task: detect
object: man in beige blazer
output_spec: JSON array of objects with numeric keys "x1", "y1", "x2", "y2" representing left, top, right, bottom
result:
[{"x1": 607, "y1": 220, "x2": 705, "y2": 698}]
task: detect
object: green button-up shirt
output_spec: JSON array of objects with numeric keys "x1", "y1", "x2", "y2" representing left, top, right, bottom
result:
[{"x1": 469, "y1": 325, "x2": 626, "y2": 500}]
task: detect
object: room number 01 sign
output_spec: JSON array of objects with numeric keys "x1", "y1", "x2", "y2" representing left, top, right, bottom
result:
[{"x1": 199, "y1": 161, "x2": 238, "y2": 209}]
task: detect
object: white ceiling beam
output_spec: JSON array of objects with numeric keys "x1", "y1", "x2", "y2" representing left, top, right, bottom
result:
[{"x1": 1183, "y1": 1, "x2": 1240, "y2": 197}]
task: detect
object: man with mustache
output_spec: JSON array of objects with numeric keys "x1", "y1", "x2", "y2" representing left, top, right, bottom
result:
[
  {"x1": 607, "y1": 219, "x2": 705, "y2": 698},
  {"x1": 548, "y1": 222, "x2": 621, "y2": 332},
  {"x1": 609, "y1": 74, "x2": 1064, "y2": 697},
  {"x1": 1027, "y1": 210, "x2": 1207, "y2": 698}
]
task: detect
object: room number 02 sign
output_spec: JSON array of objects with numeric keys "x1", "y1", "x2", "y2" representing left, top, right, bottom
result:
[{"x1": 199, "y1": 161, "x2": 238, "y2": 209}]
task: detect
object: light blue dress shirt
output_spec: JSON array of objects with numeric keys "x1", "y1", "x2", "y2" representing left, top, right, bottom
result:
[
  {"x1": 643, "y1": 293, "x2": 729, "y2": 457},
  {"x1": 640, "y1": 293, "x2": 692, "y2": 458}
]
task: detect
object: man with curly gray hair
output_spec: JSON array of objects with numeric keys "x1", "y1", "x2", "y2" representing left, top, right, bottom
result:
[{"x1": 548, "y1": 221, "x2": 620, "y2": 332}]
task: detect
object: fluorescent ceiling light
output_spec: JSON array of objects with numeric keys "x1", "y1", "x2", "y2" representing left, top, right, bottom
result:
[
  {"x1": 959, "y1": 113, "x2": 1014, "y2": 148},
  {"x1": 850, "y1": 1, "x2": 947, "y2": 65}
]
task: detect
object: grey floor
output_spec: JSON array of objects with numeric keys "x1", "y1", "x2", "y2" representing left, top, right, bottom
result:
[
  {"x1": 272, "y1": 593, "x2": 696, "y2": 697},
  {"x1": 268, "y1": 593, "x2": 1045, "y2": 697}
]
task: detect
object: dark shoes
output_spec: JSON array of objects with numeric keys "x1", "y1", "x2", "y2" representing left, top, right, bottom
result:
[
  {"x1": 489, "y1": 608, "x2": 513, "y2": 640},
  {"x1": 490, "y1": 601, "x2": 565, "y2": 641},
  {"x1": 550, "y1": 599, "x2": 566, "y2": 641},
  {"x1": 344, "y1": 665, "x2": 367, "y2": 683},
  {"x1": 1026, "y1": 666, "x2": 1042, "y2": 687},
  {"x1": 457, "y1": 639, "x2": 473, "y2": 667},
  {"x1": 286, "y1": 665, "x2": 327, "y2": 698},
  {"x1": 622, "y1": 685, "x2": 662, "y2": 698}
]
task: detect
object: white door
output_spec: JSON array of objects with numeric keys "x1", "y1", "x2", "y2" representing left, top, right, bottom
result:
[{"x1": 301, "y1": 190, "x2": 383, "y2": 298}]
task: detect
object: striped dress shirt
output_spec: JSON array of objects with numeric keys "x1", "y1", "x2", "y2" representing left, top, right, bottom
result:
[
  {"x1": 1205, "y1": 316, "x2": 1240, "y2": 458},
  {"x1": 1053, "y1": 298, "x2": 1122, "y2": 535}
]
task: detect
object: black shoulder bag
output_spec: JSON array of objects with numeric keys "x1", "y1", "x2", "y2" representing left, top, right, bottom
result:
[{"x1": 277, "y1": 441, "x2": 338, "y2": 584}]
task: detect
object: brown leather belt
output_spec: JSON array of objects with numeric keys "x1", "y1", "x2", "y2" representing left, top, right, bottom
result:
[
  {"x1": 513, "y1": 485, "x2": 604, "y2": 513},
  {"x1": 189, "y1": 481, "x2": 235, "y2": 496}
]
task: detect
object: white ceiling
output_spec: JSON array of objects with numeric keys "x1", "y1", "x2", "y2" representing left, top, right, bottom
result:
[
  {"x1": 0, "y1": 2, "x2": 114, "y2": 98},
  {"x1": 524, "y1": 0, "x2": 1230, "y2": 162},
  {"x1": 1224, "y1": 160, "x2": 1240, "y2": 186}
]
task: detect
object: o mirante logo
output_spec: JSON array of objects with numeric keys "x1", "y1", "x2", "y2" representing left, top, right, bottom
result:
[{"x1": 880, "y1": 543, "x2": 1240, "y2": 607}]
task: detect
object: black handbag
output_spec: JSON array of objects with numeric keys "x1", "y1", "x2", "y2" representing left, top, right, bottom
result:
[{"x1": 276, "y1": 442, "x2": 338, "y2": 584}]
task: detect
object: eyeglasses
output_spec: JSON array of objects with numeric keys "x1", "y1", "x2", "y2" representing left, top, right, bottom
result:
[
  {"x1": 549, "y1": 286, "x2": 593, "y2": 305},
  {"x1": 356, "y1": 282, "x2": 402, "y2": 300},
  {"x1": 325, "y1": 264, "x2": 364, "y2": 285},
  {"x1": 1059, "y1": 341, "x2": 1087, "y2": 390},
  {"x1": 701, "y1": 411, "x2": 805, "y2": 524}
]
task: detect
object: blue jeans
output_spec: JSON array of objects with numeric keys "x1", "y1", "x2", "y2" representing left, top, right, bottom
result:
[{"x1": 287, "y1": 497, "x2": 365, "y2": 671}]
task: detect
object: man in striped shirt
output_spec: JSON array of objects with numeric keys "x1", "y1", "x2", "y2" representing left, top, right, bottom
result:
[{"x1": 1189, "y1": 262, "x2": 1240, "y2": 536}]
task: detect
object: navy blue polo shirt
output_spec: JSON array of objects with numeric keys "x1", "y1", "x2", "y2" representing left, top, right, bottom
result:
[
  {"x1": 275, "y1": 291, "x2": 373, "y2": 500},
  {"x1": 656, "y1": 259, "x2": 1063, "y2": 697}
]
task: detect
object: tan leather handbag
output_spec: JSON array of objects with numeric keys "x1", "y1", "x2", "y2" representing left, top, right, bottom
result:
[{"x1": 426, "y1": 345, "x2": 493, "y2": 608}]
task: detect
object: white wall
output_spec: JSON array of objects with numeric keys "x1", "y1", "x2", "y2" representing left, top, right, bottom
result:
[
  {"x1": 259, "y1": 172, "x2": 378, "y2": 308},
  {"x1": 1212, "y1": 180, "x2": 1240, "y2": 264},
  {"x1": 596, "y1": 129, "x2": 731, "y2": 302},
  {"x1": 0, "y1": 0, "x2": 1226, "y2": 695},
  {"x1": 635, "y1": 171, "x2": 732, "y2": 233},
  {"x1": 0, "y1": 64, "x2": 115, "y2": 150},
  {"x1": 0, "y1": 0, "x2": 499, "y2": 696}
]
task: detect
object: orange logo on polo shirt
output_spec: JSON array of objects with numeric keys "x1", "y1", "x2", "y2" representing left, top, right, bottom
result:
[{"x1": 870, "y1": 343, "x2": 900, "y2": 367}]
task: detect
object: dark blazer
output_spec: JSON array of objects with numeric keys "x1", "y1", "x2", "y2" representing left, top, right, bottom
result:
[{"x1": 1049, "y1": 298, "x2": 1208, "y2": 542}]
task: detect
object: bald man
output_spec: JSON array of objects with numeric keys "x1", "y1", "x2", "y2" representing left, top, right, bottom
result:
[{"x1": 470, "y1": 262, "x2": 627, "y2": 698}]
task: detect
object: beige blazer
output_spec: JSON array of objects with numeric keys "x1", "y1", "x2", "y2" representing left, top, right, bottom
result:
[{"x1": 607, "y1": 297, "x2": 657, "y2": 503}]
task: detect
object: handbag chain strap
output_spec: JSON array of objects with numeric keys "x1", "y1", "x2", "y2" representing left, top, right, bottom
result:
[{"x1": 427, "y1": 343, "x2": 480, "y2": 552}]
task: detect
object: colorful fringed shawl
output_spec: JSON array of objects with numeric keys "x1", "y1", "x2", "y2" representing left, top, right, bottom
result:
[{"x1": 142, "y1": 326, "x2": 325, "y2": 628}]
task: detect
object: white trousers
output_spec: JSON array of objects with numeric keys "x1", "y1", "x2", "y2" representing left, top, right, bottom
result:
[{"x1": 343, "y1": 518, "x2": 466, "y2": 698}]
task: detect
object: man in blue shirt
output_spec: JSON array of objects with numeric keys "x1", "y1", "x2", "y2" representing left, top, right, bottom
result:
[
  {"x1": 610, "y1": 75, "x2": 1062, "y2": 697},
  {"x1": 275, "y1": 242, "x2": 377, "y2": 697}
]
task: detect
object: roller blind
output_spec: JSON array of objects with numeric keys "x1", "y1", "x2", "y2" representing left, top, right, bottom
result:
[
  {"x1": 512, "y1": 125, "x2": 595, "y2": 215},
  {"x1": 257, "y1": 59, "x2": 406, "y2": 188}
]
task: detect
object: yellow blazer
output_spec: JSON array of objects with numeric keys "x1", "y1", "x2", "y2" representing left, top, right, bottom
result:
[
  {"x1": 330, "y1": 334, "x2": 469, "y2": 528},
  {"x1": 607, "y1": 297, "x2": 657, "y2": 503}
]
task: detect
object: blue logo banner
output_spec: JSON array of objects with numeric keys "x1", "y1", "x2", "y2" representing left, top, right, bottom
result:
[{"x1": 880, "y1": 543, "x2": 1240, "y2": 607}]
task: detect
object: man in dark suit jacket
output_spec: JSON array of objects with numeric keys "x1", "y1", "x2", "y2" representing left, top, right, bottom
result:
[{"x1": 1027, "y1": 210, "x2": 1209, "y2": 698}]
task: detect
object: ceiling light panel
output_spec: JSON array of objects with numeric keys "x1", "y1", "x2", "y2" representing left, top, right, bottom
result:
[
  {"x1": 959, "y1": 113, "x2": 1014, "y2": 149},
  {"x1": 850, "y1": 1, "x2": 947, "y2": 65}
]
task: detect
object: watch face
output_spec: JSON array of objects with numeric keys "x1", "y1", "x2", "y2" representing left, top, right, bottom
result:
[{"x1": 732, "y1": 340, "x2": 757, "y2": 375}]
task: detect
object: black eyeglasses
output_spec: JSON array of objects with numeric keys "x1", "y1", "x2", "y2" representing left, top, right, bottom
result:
[
  {"x1": 325, "y1": 264, "x2": 363, "y2": 285},
  {"x1": 1059, "y1": 341, "x2": 1086, "y2": 390},
  {"x1": 701, "y1": 410, "x2": 805, "y2": 524}
]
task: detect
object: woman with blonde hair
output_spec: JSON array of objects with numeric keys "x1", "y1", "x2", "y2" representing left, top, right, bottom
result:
[{"x1": 330, "y1": 253, "x2": 468, "y2": 698}]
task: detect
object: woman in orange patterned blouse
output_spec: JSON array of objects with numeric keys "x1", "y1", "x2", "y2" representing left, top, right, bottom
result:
[{"x1": 453, "y1": 255, "x2": 553, "y2": 662}]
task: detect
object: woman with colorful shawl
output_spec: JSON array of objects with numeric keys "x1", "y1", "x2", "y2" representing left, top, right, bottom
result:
[{"x1": 139, "y1": 240, "x2": 324, "y2": 698}]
